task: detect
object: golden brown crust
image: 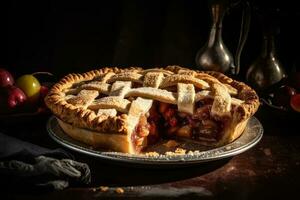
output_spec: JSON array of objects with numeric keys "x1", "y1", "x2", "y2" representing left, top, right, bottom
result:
[
  {"x1": 58, "y1": 119, "x2": 134, "y2": 153},
  {"x1": 45, "y1": 67, "x2": 133, "y2": 135},
  {"x1": 205, "y1": 71, "x2": 260, "y2": 121},
  {"x1": 165, "y1": 66, "x2": 260, "y2": 121},
  {"x1": 45, "y1": 65, "x2": 260, "y2": 150}
]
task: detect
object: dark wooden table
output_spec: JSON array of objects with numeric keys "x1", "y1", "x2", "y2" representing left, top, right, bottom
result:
[{"x1": 1, "y1": 107, "x2": 300, "y2": 199}]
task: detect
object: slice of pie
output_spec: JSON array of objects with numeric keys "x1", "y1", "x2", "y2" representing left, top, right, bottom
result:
[{"x1": 45, "y1": 66, "x2": 259, "y2": 154}]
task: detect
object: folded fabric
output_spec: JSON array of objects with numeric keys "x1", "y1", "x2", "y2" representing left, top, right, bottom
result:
[
  {"x1": 0, "y1": 132, "x2": 72, "y2": 162},
  {"x1": 0, "y1": 132, "x2": 91, "y2": 191}
]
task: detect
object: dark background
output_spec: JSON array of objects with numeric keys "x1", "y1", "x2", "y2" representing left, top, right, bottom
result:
[
  {"x1": 1, "y1": 2, "x2": 300, "y2": 198},
  {"x1": 2, "y1": 0, "x2": 300, "y2": 79}
]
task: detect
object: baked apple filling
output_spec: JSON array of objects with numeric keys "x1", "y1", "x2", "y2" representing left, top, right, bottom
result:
[
  {"x1": 131, "y1": 115, "x2": 149, "y2": 152},
  {"x1": 132, "y1": 101, "x2": 227, "y2": 152}
]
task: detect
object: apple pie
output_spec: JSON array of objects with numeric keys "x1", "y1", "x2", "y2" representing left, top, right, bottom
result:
[{"x1": 45, "y1": 66, "x2": 259, "y2": 154}]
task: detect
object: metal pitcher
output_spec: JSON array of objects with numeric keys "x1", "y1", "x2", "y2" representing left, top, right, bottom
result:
[{"x1": 195, "y1": 0, "x2": 251, "y2": 76}]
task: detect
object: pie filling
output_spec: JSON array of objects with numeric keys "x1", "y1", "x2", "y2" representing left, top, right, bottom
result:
[{"x1": 131, "y1": 100, "x2": 229, "y2": 152}]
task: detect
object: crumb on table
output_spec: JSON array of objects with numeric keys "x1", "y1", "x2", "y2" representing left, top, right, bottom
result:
[
  {"x1": 99, "y1": 186, "x2": 109, "y2": 192},
  {"x1": 263, "y1": 148, "x2": 272, "y2": 156},
  {"x1": 115, "y1": 187, "x2": 124, "y2": 194}
]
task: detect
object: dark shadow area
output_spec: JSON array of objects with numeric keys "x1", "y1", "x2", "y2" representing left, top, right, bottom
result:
[
  {"x1": 81, "y1": 156, "x2": 231, "y2": 186},
  {"x1": 255, "y1": 106, "x2": 299, "y2": 135},
  {"x1": 2, "y1": 0, "x2": 299, "y2": 78}
]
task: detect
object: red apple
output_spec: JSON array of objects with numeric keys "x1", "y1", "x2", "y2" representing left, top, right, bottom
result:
[
  {"x1": 0, "y1": 68, "x2": 14, "y2": 87},
  {"x1": 8, "y1": 86, "x2": 27, "y2": 108},
  {"x1": 273, "y1": 85, "x2": 297, "y2": 107},
  {"x1": 0, "y1": 86, "x2": 27, "y2": 114},
  {"x1": 38, "y1": 85, "x2": 49, "y2": 107},
  {"x1": 39, "y1": 85, "x2": 49, "y2": 99},
  {"x1": 291, "y1": 94, "x2": 300, "y2": 112}
]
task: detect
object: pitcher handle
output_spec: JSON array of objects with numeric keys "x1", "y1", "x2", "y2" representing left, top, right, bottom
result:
[{"x1": 234, "y1": 1, "x2": 251, "y2": 75}]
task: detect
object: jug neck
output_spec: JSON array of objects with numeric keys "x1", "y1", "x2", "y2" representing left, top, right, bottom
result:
[
  {"x1": 208, "y1": 3, "x2": 225, "y2": 46},
  {"x1": 260, "y1": 34, "x2": 277, "y2": 59},
  {"x1": 208, "y1": 23, "x2": 223, "y2": 47}
]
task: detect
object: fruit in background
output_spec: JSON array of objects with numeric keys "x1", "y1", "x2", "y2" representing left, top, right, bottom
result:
[
  {"x1": 291, "y1": 94, "x2": 300, "y2": 112},
  {"x1": 0, "y1": 70, "x2": 53, "y2": 115},
  {"x1": 39, "y1": 85, "x2": 49, "y2": 99},
  {"x1": 6, "y1": 86, "x2": 27, "y2": 108},
  {"x1": 39, "y1": 85, "x2": 49, "y2": 107},
  {"x1": 0, "y1": 68, "x2": 14, "y2": 87},
  {"x1": 288, "y1": 72, "x2": 300, "y2": 90},
  {"x1": 272, "y1": 85, "x2": 297, "y2": 107},
  {"x1": 16, "y1": 74, "x2": 41, "y2": 103},
  {"x1": 0, "y1": 86, "x2": 27, "y2": 112}
]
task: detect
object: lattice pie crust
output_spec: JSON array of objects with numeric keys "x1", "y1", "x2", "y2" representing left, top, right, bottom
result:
[{"x1": 45, "y1": 66, "x2": 259, "y2": 154}]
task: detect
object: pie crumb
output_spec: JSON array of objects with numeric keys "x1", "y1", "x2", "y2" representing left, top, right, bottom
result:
[
  {"x1": 99, "y1": 186, "x2": 109, "y2": 192},
  {"x1": 165, "y1": 151, "x2": 174, "y2": 156},
  {"x1": 115, "y1": 187, "x2": 124, "y2": 194},
  {"x1": 166, "y1": 148, "x2": 186, "y2": 156},
  {"x1": 164, "y1": 140, "x2": 180, "y2": 148},
  {"x1": 225, "y1": 146, "x2": 231, "y2": 150},
  {"x1": 145, "y1": 151, "x2": 160, "y2": 157},
  {"x1": 263, "y1": 148, "x2": 272, "y2": 156},
  {"x1": 175, "y1": 148, "x2": 186, "y2": 155}
]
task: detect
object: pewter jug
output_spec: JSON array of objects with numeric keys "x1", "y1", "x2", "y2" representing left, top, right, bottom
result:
[
  {"x1": 246, "y1": 8, "x2": 286, "y2": 91},
  {"x1": 195, "y1": 0, "x2": 251, "y2": 75}
]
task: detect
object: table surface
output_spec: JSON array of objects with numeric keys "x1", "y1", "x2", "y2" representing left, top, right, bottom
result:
[{"x1": 1, "y1": 106, "x2": 300, "y2": 200}]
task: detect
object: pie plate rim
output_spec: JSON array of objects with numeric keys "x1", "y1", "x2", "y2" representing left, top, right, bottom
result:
[{"x1": 47, "y1": 115, "x2": 263, "y2": 166}]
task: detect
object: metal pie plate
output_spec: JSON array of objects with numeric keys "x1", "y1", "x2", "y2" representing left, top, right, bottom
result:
[{"x1": 47, "y1": 116, "x2": 263, "y2": 166}]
